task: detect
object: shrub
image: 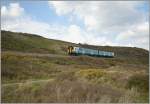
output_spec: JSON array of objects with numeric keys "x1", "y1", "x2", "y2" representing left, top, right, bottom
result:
[
  {"x1": 119, "y1": 87, "x2": 140, "y2": 103},
  {"x1": 126, "y1": 74, "x2": 149, "y2": 92},
  {"x1": 76, "y1": 69, "x2": 106, "y2": 81},
  {"x1": 55, "y1": 71, "x2": 77, "y2": 81}
]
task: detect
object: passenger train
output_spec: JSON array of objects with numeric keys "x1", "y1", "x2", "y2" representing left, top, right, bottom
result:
[{"x1": 68, "y1": 46, "x2": 114, "y2": 57}]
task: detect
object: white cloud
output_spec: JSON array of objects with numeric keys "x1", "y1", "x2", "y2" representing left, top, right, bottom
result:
[
  {"x1": 117, "y1": 22, "x2": 149, "y2": 39},
  {"x1": 65, "y1": 25, "x2": 85, "y2": 43},
  {"x1": 1, "y1": 3, "x2": 62, "y2": 39},
  {"x1": 49, "y1": 1, "x2": 146, "y2": 32},
  {"x1": 1, "y1": 2, "x2": 112, "y2": 46},
  {"x1": 49, "y1": 1, "x2": 149, "y2": 50},
  {"x1": 1, "y1": 3, "x2": 24, "y2": 18},
  {"x1": 116, "y1": 21, "x2": 149, "y2": 50},
  {"x1": 1, "y1": 2, "x2": 149, "y2": 50}
]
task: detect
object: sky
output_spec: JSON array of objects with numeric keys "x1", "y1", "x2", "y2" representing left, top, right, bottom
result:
[{"x1": 1, "y1": 1, "x2": 149, "y2": 50}]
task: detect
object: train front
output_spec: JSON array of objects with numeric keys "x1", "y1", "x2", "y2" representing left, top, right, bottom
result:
[{"x1": 67, "y1": 46, "x2": 74, "y2": 55}]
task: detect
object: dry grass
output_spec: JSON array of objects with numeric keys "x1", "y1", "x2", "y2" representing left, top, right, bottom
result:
[
  {"x1": 2, "y1": 80, "x2": 123, "y2": 103},
  {"x1": 1, "y1": 51, "x2": 149, "y2": 103}
]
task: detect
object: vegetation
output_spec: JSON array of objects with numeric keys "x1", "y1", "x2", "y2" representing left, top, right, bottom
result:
[
  {"x1": 1, "y1": 30, "x2": 74, "y2": 54},
  {"x1": 126, "y1": 74, "x2": 149, "y2": 92},
  {"x1": 1, "y1": 30, "x2": 149, "y2": 103}
]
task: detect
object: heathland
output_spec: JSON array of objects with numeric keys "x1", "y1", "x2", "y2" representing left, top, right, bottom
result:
[{"x1": 1, "y1": 30, "x2": 149, "y2": 103}]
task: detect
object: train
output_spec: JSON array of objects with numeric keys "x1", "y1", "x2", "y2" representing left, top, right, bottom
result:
[{"x1": 68, "y1": 46, "x2": 114, "y2": 57}]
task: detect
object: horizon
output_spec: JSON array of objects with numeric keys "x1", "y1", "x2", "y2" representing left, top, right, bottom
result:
[{"x1": 1, "y1": 1, "x2": 149, "y2": 50}]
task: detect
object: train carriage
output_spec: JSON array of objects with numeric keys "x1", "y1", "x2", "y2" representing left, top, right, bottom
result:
[{"x1": 68, "y1": 46, "x2": 114, "y2": 57}]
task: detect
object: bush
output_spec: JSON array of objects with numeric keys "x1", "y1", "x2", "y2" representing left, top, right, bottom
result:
[
  {"x1": 126, "y1": 74, "x2": 149, "y2": 92},
  {"x1": 76, "y1": 69, "x2": 106, "y2": 81},
  {"x1": 2, "y1": 80, "x2": 123, "y2": 103},
  {"x1": 55, "y1": 71, "x2": 77, "y2": 81}
]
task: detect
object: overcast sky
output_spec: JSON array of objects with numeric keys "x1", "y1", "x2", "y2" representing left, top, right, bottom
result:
[{"x1": 1, "y1": 1, "x2": 149, "y2": 50}]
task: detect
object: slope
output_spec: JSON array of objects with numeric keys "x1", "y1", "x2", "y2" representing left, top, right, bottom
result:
[
  {"x1": 1, "y1": 30, "x2": 149, "y2": 60},
  {"x1": 1, "y1": 30, "x2": 149, "y2": 103}
]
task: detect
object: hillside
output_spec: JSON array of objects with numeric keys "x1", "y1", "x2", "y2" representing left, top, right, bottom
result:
[
  {"x1": 1, "y1": 30, "x2": 149, "y2": 103},
  {"x1": 1, "y1": 30, "x2": 74, "y2": 55},
  {"x1": 2, "y1": 30, "x2": 149, "y2": 56}
]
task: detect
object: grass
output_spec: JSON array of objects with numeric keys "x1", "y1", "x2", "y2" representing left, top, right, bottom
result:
[
  {"x1": 2, "y1": 77, "x2": 148, "y2": 103},
  {"x1": 1, "y1": 53, "x2": 61, "y2": 83},
  {"x1": 126, "y1": 73, "x2": 149, "y2": 92},
  {"x1": 1, "y1": 30, "x2": 74, "y2": 55},
  {"x1": 1, "y1": 52, "x2": 149, "y2": 103},
  {"x1": 1, "y1": 30, "x2": 149, "y2": 103},
  {"x1": 76, "y1": 69, "x2": 107, "y2": 82},
  {"x1": 2, "y1": 80, "x2": 123, "y2": 103},
  {"x1": 2, "y1": 30, "x2": 149, "y2": 63}
]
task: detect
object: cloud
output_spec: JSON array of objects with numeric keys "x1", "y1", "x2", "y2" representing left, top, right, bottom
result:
[
  {"x1": 49, "y1": 1, "x2": 149, "y2": 50},
  {"x1": 1, "y1": 3, "x2": 62, "y2": 39},
  {"x1": 117, "y1": 22, "x2": 149, "y2": 40},
  {"x1": 65, "y1": 25, "x2": 85, "y2": 43},
  {"x1": 1, "y1": 3, "x2": 24, "y2": 18},
  {"x1": 1, "y1": 2, "x2": 149, "y2": 50},
  {"x1": 48, "y1": 1, "x2": 74, "y2": 16},
  {"x1": 49, "y1": 1, "x2": 147, "y2": 32},
  {"x1": 1, "y1": 2, "x2": 111, "y2": 46}
]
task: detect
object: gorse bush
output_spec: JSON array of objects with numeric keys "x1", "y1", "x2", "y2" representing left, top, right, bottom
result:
[{"x1": 76, "y1": 69, "x2": 106, "y2": 81}]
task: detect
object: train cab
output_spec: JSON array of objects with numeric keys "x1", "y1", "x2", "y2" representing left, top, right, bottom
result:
[
  {"x1": 68, "y1": 46, "x2": 79, "y2": 55},
  {"x1": 68, "y1": 46, "x2": 73, "y2": 54}
]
